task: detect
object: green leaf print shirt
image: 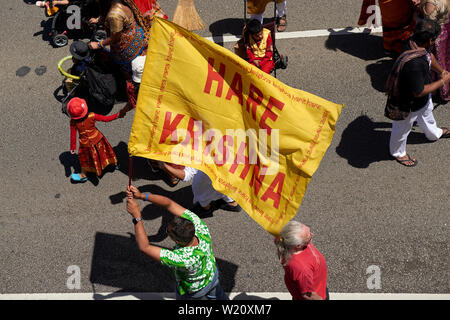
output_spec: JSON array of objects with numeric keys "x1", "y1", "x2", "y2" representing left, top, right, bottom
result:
[{"x1": 159, "y1": 210, "x2": 216, "y2": 295}]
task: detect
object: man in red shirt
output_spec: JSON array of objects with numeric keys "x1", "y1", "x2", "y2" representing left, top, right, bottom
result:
[{"x1": 275, "y1": 221, "x2": 328, "y2": 300}]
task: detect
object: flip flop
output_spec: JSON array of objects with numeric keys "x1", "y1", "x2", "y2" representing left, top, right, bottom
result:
[
  {"x1": 71, "y1": 173, "x2": 88, "y2": 182},
  {"x1": 395, "y1": 154, "x2": 418, "y2": 167},
  {"x1": 441, "y1": 127, "x2": 450, "y2": 138},
  {"x1": 216, "y1": 199, "x2": 242, "y2": 212},
  {"x1": 220, "y1": 203, "x2": 242, "y2": 212},
  {"x1": 170, "y1": 177, "x2": 180, "y2": 186}
]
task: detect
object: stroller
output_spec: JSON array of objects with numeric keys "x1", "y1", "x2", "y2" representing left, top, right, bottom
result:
[
  {"x1": 58, "y1": 42, "x2": 127, "y2": 117},
  {"x1": 234, "y1": 0, "x2": 288, "y2": 78},
  {"x1": 40, "y1": 0, "x2": 106, "y2": 47}
]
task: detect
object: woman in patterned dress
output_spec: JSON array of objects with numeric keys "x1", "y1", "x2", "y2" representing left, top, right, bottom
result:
[{"x1": 88, "y1": 0, "x2": 166, "y2": 77}]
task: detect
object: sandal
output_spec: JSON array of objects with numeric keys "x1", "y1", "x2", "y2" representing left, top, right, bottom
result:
[
  {"x1": 220, "y1": 203, "x2": 242, "y2": 212},
  {"x1": 395, "y1": 154, "x2": 418, "y2": 167},
  {"x1": 170, "y1": 177, "x2": 180, "y2": 186},
  {"x1": 441, "y1": 127, "x2": 450, "y2": 138},
  {"x1": 71, "y1": 173, "x2": 88, "y2": 182},
  {"x1": 277, "y1": 15, "x2": 287, "y2": 32}
]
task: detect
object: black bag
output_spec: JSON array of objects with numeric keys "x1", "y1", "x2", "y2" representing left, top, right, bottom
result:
[
  {"x1": 85, "y1": 65, "x2": 117, "y2": 109},
  {"x1": 384, "y1": 96, "x2": 410, "y2": 121}
]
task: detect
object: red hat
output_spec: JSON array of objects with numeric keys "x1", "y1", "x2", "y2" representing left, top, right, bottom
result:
[{"x1": 67, "y1": 97, "x2": 88, "y2": 120}]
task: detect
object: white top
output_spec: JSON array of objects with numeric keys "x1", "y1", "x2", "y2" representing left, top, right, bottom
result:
[
  {"x1": 183, "y1": 166, "x2": 198, "y2": 182},
  {"x1": 191, "y1": 170, "x2": 234, "y2": 207}
]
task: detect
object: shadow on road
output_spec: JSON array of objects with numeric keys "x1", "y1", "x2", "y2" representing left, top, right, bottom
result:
[
  {"x1": 33, "y1": 19, "x2": 54, "y2": 45},
  {"x1": 325, "y1": 28, "x2": 395, "y2": 93},
  {"x1": 209, "y1": 17, "x2": 275, "y2": 46},
  {"x1": 59, "y1": 151, "x2": 81, "y2": 177},
  {"x1": 232, "y1": 293, "x2": 280, "y2": 300},
  {"x1": 336, "y1": 115, "x2": 433, "y2": 168},
  {"x1": 89, "y1": 232, "x2": 238, "y2": 297},
  {"x1": 59, "y1": 141, "x2": 139, "y2": 186},
  {"x1": 366, "y1": 58, "x2": 394, "y2": 93},
  {"x1": 110, "y1": 184, "x2": 196, "y2": 242},
  {"x1": 325, "y1": 28, "x2": 388, "y2": 61},
  {"x1": 113, "y1": 141, "x2": 190, "y2": 188},
  {"x1": 209, "y1": 18, "x2": 244, "y2": 46}
]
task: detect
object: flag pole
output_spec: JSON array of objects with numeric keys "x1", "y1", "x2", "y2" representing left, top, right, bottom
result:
[{"x1": 128, "y1": 156, "x2": 133, "y2": 187}]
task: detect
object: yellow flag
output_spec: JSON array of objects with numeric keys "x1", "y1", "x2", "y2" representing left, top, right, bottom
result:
[{"x1": 128, "y1": 18, "x2": 343, "y2": 236}]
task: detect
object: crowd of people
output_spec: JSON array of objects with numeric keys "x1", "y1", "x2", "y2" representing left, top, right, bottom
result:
[
  {"x1": 32, "y1": 0, "x2": 448, "y2": 301},
  {"x1": 33, "y1": 0, "x2": 320, "y2": 301}
]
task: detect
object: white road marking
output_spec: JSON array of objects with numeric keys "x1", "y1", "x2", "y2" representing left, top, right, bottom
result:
[
  {"x1": 1, "y1": 292, "x2": 449, "y2": 300},
  {"x1": 205, "y1": 26, "x2": 383, "y2": 44}
]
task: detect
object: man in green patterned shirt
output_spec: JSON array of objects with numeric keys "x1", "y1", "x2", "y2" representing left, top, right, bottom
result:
[{"x1": 126, "y1": 185, "x2": 229, "y2": 300}]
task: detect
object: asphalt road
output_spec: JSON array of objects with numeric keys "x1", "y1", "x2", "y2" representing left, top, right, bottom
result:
[{"x1": 1, "y1": 1, "x2": 448, "y2": 296}]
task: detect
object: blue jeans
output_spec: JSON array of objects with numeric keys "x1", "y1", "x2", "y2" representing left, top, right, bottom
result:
[{"x1": 175, "y1": 268, "x2": 229, "y2": 300}]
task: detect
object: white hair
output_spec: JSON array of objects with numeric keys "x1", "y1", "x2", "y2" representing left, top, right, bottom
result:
[{"x1": 275, "y1": 221, "x2": 307, "y2": 266}]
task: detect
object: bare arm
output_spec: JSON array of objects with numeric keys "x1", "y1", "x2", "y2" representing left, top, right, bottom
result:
[
  {"x1": 431, "y1": 53, "x2": 445, "y2": 74},
  {"x1": 414, "y1": 72, "x2": 450, "y2": 97},
  {"x1": 89, "y1": 32, "x2": 121, "y2": 50},
  {"x1": 301, "y1": 291, "x2": 324, "y2": 300},
  {"x1": 415, "y1": 81, "x2": 445, "y2": 97},
  {"x1": 128, "y1": 185, "x2": 186, "y2": 217},
  {"x1": 99, "y1": 32, "x2": 121, "y2": 47},
  {"x1": 53, "y1": 0, "x2": 70, "y2": 5},
  {"x1": 160, "y1": 162, "x2": 186, "y2": 180},
  {"x1": 126, "y1": 195, "x2": 161, "y2": 262}
]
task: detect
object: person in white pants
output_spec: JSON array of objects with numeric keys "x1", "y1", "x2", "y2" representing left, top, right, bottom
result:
[
  {"x1": 248, "y1": 0, "x2": 287, "y2": 32},
  {"x1": 389, "y1": 95, "x2": 447, "y2": 164},
  {"x1": 156, "y1": 162, "x2": 242, "y2": 215},
  {"x1": 191, "y1": 170, "x2": 240, "y2": 213},
  {"x1": 388, "y1": 18, "x2": 450, "y2": 167}
]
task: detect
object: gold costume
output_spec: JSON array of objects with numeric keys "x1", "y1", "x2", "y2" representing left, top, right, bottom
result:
[{"x1": 247, "y1": 0, "x2": 285, "y2": 15}]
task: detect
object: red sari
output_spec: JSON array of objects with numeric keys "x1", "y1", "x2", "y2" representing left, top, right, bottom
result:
[
  {"x1": 131, "y1": 0, "x2": 168, "y2": 21},
  {"x1": 70, "y1": 112, "x2": 118, "y2": 176},
  {"x1": 358, "y1": 0, "x2": 416, "y2": 54},
  {"x1": 357, "y1": 0, "x2": 376, "y2": 26}
]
